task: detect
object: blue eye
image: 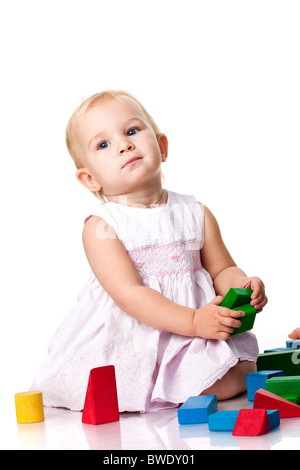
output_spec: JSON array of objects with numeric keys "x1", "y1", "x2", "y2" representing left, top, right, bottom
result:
[
  {"x1": 98, "y1": 141, "x2": 110, "y2": 150},
  {"x1": 127, "y1": 128, "x2": 138, "y2": 136}
]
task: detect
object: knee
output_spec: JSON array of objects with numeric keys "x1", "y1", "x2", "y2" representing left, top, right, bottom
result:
[
  {"x1": 201, "y1": 360, "x2": 256, "y2": 401},
  {"x1": 223, "y1": 360, "x2": 256, "y2": 399}
]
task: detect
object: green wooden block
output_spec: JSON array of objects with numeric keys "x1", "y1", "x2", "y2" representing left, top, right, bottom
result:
[
  {"x1": 230, "y1": 304, "x2": 257, "y2": 336},
  {"x1": 220, "y1": 289, "x2": 256, "y2": 336},
  {"x1": 266, "y1": 376, "x2": 300, "y2": 397},
  {"x1": 281, "y1": 394, "x2": 300, "y2": 404},
  {"x1": 220, "y1": 288, "x2": 253, "y2": 309},
  {"x1": 257, "y1": 350, "x2": 300, "y2": 376}
]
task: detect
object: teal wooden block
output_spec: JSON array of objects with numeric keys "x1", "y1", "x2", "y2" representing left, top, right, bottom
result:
[
  {"x1": 177, "y1": 395, "x2": 217, "y2": 424},
  {"x1": 246, "y1": 370, "x2": 284, "y2": 401},
  {"x1": 208, "y1": 410, "x2": 239, "y2": 431}
]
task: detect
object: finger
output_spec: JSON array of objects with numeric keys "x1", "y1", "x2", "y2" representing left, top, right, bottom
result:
[
  {"x1": 251, "y1": 287, "x2": 265, "y2": 302},
  {"x1": 217, "y1": 331, "x2": 231, "y2": 341},
  {"x1": 218, "y1": 314, "x2": 242, "y2": 330},
  {"x1": 250, "y1": 280, "x2": 265, "y2": 301},
  {"x1": 218, "y1": 307, "x2": 245, "y2": 318},
  {"x1": 288, "y1": 328, "x2": 300, "y2": 340},
  {"x1": 251, "y1": 294, "x2": 268, "y2": 311},
  {"x1": 210, "y1": 295, "x2": 224, "y2": 306}
]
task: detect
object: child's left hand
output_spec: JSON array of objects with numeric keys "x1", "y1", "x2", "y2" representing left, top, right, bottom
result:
[{"x1": 234, "y1": 276, "x2": 267, "y2": 313}]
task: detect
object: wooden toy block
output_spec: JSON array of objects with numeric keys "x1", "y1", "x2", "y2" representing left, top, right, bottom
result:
[
  {"x1": 266, "y1": 409, "x2": 280, "y2": 431},
  {"x1": 246, "y1": 370, "x2": 284, "y2": 401},
  {"x1": 280, "y1": 394, "x2": 300, "y2": 404},
  {"x1": 264, "y1": 348, "x2": 289, "y2": 353},
  {"x1": 208, "y1": 410, "x2": 240, "y2": 431},
  {"x1": 14, "y1": 391, "x2": 44, "y2": 424},
  {"x1": 231, "y1": 304, "x2": 257, "y2": 336},
  {"x1": 253, "y1": 388, "x2": 300, "y2": 418},
  {"x1": 266, "y1": 375, "x2": 300, "y2": 395},
  {"x1": 220, "y1": 288, "x2": 253, "y2": 309},
  {"x1": 177, "y1": 395, "x2": 217, "y2": 424},
  {"x1": 286, "y1": 339, "x2": 300, "y2": 349},
  {"x1": 232, "y1": 409, "x2": 270, "y2": 436},
  {"x1": 220, "y1": 288, "x2": 256, "y2": 336},
  {"x1": 257, "y1": 350, "x2": 300, "y2": 376},
  {"x1": 82, "y1": 365, "x2": 119, "y2": 425},
  {"x1": 265, "y1": 376, "x2": 300, "y2": 403}
]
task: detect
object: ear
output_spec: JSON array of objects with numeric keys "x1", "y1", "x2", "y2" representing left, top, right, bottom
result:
[
  {"x1": 76, "y1": 168, "x2": 102, "y2": 192},
  {"x1": 157, "y1": 133, "x2": 168, "y2": 162}
]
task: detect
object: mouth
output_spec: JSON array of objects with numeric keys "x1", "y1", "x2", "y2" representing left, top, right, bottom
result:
[{"x1": 122, "y1": 156, "x2": 143, "y2": 169}]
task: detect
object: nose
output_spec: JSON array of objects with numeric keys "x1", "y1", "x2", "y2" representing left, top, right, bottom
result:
[{"x1": 118, "y1": 139, "x2": 135, "y2": 155}]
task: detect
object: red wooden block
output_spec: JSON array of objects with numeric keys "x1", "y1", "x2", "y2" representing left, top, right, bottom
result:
[
  {"x1": 232, "y1": 408, "x2": 270, "y2": 436},
  {"x1": 82, "y1": 365, "x2": 119, "y2": 425},
  {"x1": 254, "y1": 388, "x2": 300, "y2": 418}
]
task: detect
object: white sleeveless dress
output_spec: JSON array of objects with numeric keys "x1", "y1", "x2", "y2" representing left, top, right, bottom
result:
[{"x1": 31, "y1": 190, "x2": 259, "y2": 412}]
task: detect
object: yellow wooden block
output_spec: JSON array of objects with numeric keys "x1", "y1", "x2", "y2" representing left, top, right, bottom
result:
[{"x1": 14, "y1": 391, "x2": 45, "y2": 423}]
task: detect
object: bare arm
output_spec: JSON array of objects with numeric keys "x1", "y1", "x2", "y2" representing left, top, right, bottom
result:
[
  {"x1": 200, "y1": 205, "x2": 267, "y2": 311},
  {"x1": 82, "y1": 216, "x2": 196, "y2": 336},
  {"x1": 200, "y1": 205, "x2": 246, "y2": 295},
  {"x1": 82, "y1": 214, "x2": 247, "y2": 340}
]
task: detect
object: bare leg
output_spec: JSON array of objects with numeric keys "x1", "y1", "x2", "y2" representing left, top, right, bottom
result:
[{"x1": 201, "y1": 360, "x2": 256, "y2": 400}]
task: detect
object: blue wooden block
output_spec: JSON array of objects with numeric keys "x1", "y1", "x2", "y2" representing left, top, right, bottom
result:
[
  {"x1": 286, "y1": 340, "x2": 300, "y2": 349},
  {"x1": 264, "y1": 348, "x2": 289, "y2": 353},
  {"x1": 177, "y1": 395, "x2": 217, "y2": 424},
  {"x1": 267, "y1": 409, "x2": 280, "y2": 431},
  {"x1": 246, "y1": 370, "x2": 285, "y2": 401},
  {"x1": 208, "y1": 409, "x2": 279, "y2": 432},
  {"x1": 208, "y1": 410, "x2": 240, "y2": 431}
]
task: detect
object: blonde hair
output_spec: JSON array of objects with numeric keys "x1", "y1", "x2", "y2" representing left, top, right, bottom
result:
[{"x1": 66, "y1": 90, "x2": 161, "y2": 200}]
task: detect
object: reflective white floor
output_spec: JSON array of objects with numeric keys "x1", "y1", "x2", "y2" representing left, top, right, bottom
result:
[{"x1": 2, "y1": 392, "x2": 300, "y2": 450}]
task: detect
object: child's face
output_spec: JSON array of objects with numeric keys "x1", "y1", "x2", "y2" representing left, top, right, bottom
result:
[{"x1": 74, "y1": 97, "x2": 167, "y2": 198}]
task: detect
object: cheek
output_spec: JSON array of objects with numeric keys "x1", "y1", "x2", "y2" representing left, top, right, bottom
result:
[{"x1": 143, "y1": 136, "x2": 161, "y2": 156}]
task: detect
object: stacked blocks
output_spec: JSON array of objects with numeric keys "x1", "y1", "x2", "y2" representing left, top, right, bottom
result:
[
  {"x1": 82, "y1": 365, "x2": 119, "y2": 425},
  {"x1": 250, "y1": 340, "x2": 300, "y2": 419},
  {"x1": 232, "y1": 409, "x2": 279, "y2": 436},
  {"x1": 179, "y1": 338, "x2": 300, "y2": 438},
  {"x1": 179, "y1": 393, "x2": 280, "y2": 436},
  {"x1": 265, "y1": 376, "x2": 300, "y2": 404},
  {"x1": 208, "y1": 408, "x2": 280, "y2": 434},
  {"x1": 286, "y1": 339, "x2": 300, "y2": 349},
  {"x1": 264, "y1": 348, "x2": 289, "y2": 353},
  {"x1": 257, "y1": 350, "x2": 300, "y2": 376},
  {"x1": 252, "y1": 340, "x2": 300, "y2": 419},
  {"x1": 253, "y1": 388, "x2": 300, "y2": 418},
  {"x1": 246, "y1": 370, "x2": 284, "y2": 401},
  {"x1": 177, "y1": 395, "x2": 217, "y2": 424},
  {"x1": 220, "y1": 288, "x2": 257, "y2": 336}
]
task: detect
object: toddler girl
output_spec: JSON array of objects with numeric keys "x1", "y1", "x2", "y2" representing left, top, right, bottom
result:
[{"x1": 31, "y1": 90, "x2": 267, "y2": 413}]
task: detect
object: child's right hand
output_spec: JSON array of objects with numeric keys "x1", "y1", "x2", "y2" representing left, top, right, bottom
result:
[{"x1": 193, "y1": 296, "x2": 245, "y2": 341}]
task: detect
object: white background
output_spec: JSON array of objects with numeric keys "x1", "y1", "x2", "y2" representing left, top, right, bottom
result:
[{"x1": 0, "y1": 0, "x2": 299, "y2": 401}]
